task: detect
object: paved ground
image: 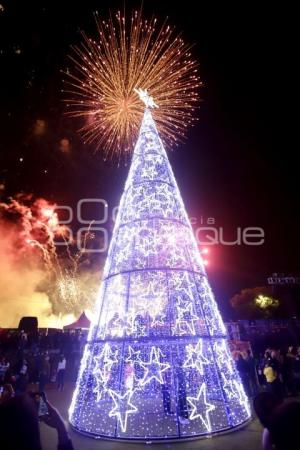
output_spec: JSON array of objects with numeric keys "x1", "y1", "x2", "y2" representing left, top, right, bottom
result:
[{"x1": 40, "y1": 383, "x2": 262, "y2": 450}]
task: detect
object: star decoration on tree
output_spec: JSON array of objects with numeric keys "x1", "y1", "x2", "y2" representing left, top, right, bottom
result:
[
  {"x1": 125, "y1": 346, "x2": 142, "y2": 365},
  {"x1": 140, "y1": 346, "x2": 170, "y2": 386},
  {"x1": 221, "y1": 373, "x2": 237, "y2": 400},
  {"x1": 183, "y1": 339, "x2": 210, "y2": 375},
  {"x1": 93, "y1": 343, "x2": 118, "y2": 401},
  {"x1": 144, "y1": 187, "x2": 175, "y2": 218},
  {"x1": 108, "y1": 389, "x2": 138, "y2": 432},
  {"x1": 151, "y1": 313, "x2": 166, "y2": 327},
  {"x1": 204, "y1": 315, "x2": 219, "y2": 336},
  {"x1": 187, "y1": 382, "x2": 215, "y2": 431},
  {"x1": 174, "y1": 301, "x2": 199, "y2": 335},
  {"x1": 232, "y1": 380, "x2": 251, "y2": 416},
  {"x1": 214, "y1": 340, "x2": 234, "y2": 374},
  {"x1": 128, "y1": 276, "x2": 167, "y2": 327},
  {"x1": 94, "y1": 343, "x2": 118, "y2": 372},
  {"x1": 171, "y1": 272, "x2": 194, "y2": 298},
  {"x1": 220, "y1": 374, "x2": 250, "y2": 415},
  {"x1": 125, "y1": 309, "x2": 138, "y2": 334},
  {"x1": 133, "y1": 316, "x2": 147, "y2": 337},
  {"x1": 134, "y1": 87, "x2": 159, "y2": 108},
  {"x1": 125, "y1": 308, "x2": 147, "y2": 337},
  {"x1": 201, "y1": 279, "x2": 226, "y2": 336},
  {"x1": 93, "y1": 370, "x2": 108, "y2": 402},
  {"x1": 139, "y1": 280, "x2": 167, "y2": 317},
  {"x1": 201, "y1": 277, "x2": 214, "y2": 299}
]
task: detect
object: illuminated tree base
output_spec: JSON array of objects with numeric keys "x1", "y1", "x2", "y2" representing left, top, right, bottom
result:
[
  {"x1": 71, "y1": 417, "x2": 251, "y2": 442},
  {"x1": 70, "y1": 336, "x2": 251, "y2": 439},
  {"x1": 69, "y1": 109, "x2": 251, "y2": 439}
]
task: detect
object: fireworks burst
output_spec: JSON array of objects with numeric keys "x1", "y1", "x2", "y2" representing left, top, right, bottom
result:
[
  {"x1": 63, "y1": 9, "x2": 201, "y2": 160},
  {"x1": 0, "y1": 196, "x2": 67, "y2": 276},
  {"x1": 55, "y1": 222, "x2": 96, "y2": 313},
  {"x1": 0, "y1": 195, "x2": 98, "y2": 316},
  {"x1": 57, "y1": 272, "x2": 79, "y2": 310}
]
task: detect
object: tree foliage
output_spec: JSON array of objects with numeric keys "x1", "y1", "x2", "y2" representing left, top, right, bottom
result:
[{"x1": 230, "y1": 286, "x2": 280, "y2": 319}]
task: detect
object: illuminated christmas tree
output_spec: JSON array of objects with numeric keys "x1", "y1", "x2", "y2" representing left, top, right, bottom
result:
[{"x1": 69, "y1": 94, "x2": 251, "y2": 440}]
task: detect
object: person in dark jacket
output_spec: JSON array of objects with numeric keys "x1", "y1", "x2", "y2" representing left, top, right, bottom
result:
[
  {"x1": 253, "y1": 392, "x2": 282, "y2": 450},
  {"x1": 236, "y1": 353, "x2": 250, "y2": 395},
  {"x1": 245, "y1": 350, "x2": 258, "y2": 396},
  {"x1": 268, "y1": 401, "x2": 300, "y2": 450}
]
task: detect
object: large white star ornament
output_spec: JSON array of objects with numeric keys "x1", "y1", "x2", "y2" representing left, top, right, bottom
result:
[
  {"x1": 108, "y1": 389, "x2": 138, "y2": 433},
  {"x1": 175, "y1": 301, "x2": 199, "y2": 335},
  {"x1": 221, "y1": 373, "x2": 237, "y2": 400},
  {"x1": 93, "y1": 343, "x2": 118, "y2": 374},
  {"x1": 140, "y1": 346, "x2": 170, "y2": 385},
  {"x1": 214, "y1": 340, "x2": 234, "y2": 374},
  {"x1": 93, "y1": 343, "x2": 119, "y2": 402},
  {"x1": 183, "y1": 339, "x2": 210, "y2": 375},
  {"x1": 187, "y1": 383, "x2": 215, "y2": 431},
  {"x1": 125, "y1": 346, "x2": 142, "y2": 364},
  {"x1": 232, "y1": 380, "x2": 251, "y2": 416},
  {"x1": 93, "y1": 369, "x2": 108, "y2": 402}
]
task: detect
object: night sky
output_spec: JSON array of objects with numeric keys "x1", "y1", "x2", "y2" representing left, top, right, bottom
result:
[{"x1": 0, "y1": 1, "x2": 297, "y2": 317}]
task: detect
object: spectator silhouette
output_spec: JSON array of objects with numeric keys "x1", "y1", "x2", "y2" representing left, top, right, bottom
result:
[
  {"x1": 253, "y1": 392, "x2": 282, "y2": 450},
  {"x1": 245, "y1": 349, "x2": 258, "y2": 396},
  {"x1": 263, "y1": 361, "x2": 283, "y2": 402},
  {"x1": 0, "y1": 357, "x2": 10, "y2": 383},
  {"x1": 268, "y1": 401, "x2": 300, "y2": 450},
  {"x1": 57, "y1": 355, "x2": 66, "y2": 391},
  {"x1": 236, "y1": 353, "x2": 250, "y2": 395},
  {"x1": 0, "y1": 393, "x2": 73, "y2": 450}
]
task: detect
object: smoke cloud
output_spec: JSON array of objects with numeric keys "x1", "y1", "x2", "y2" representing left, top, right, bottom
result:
[
  {"x1": 0, "y1": 225, "x2": 61, "y2": 327},
  {"x1": 0, "y1": 195, "x2": 99, "y2": 328}
]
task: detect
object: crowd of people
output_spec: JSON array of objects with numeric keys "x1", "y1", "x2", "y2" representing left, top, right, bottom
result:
[
  {"x1": 254, "y1": 392, "x2": 300, "y2": 450},
  {"x1": 236, "y1": 346, "x2": 300, "y2": 400},
  {"x1": 0, "y1": 329, "x2": 86, "y2": 450},
  {"x1": 235, "y1": 346, "x2": 300, "y2": 449},
  {"x1": 1, "y1": 328, "x2": 300, "y2": 449},
  {"x1": 0, "y1": 329, "x2": 86, "y2": 394}
]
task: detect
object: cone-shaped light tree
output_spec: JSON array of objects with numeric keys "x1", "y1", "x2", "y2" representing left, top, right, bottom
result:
[{"x1": 69, "y1": 99, "x2": 251, "y2": 439}]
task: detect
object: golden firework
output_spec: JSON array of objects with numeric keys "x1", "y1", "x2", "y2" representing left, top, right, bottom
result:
[{"x1": 63, "y1": 9, "x2": 201, "y2": 160}]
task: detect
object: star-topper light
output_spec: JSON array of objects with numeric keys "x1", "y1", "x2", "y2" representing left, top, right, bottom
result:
[
  {"x1": 134, "y1": 88, "x2": 159, "y2": 109},
  {"x1": 69, "y1": 108, "x2": 251, "y2": 439}
]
